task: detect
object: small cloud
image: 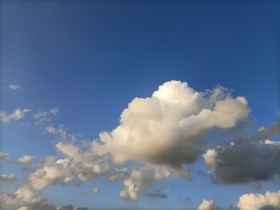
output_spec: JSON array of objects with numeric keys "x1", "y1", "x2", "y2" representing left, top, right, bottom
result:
[
  {"x1": 45, "y1": 125, "x2": 78, "y2": 142},
  {"x1": 45, "y1": 125, "x2": 67, "y2": 140},
  {"x1": 18, "y1": 155, "x2": 36, "y2": 164},
  {"x1": 9, "y1": 84, "x2": 22, "y2": 90},
  {"x1": 0, "y1": 108, "x2": 31, "y2": 123},
  {"x1": 237, "y1": 190, "x2": 280, "y2": 210},
  {"x1": 91, "y1": 187, "x2": 99, "y2": 194},
  {"x1": 0, "y1": 152, "x2": 9, "y2": 162},
  {"x1": 34, "y1": 108, "x2": 59, "y2": 124},
  {"x1": 0, "y1": 173, "x2": 16, "y2": 182},
  {"x1": 203, "y1": 149, "x2": 217, "y2": 168},
  {"x1": 57, "y1": 204, "x2": 74, "y2": 210},
  {"x1": 144, "y1": 190, "x2": 168, "y2": 199},
  {"x1": 197, "y1": 199, "x2": 215, "y2": 210}
]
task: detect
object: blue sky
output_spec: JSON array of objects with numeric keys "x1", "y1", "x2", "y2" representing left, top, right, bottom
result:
[{"x1": 0, "y1": 1, "x2": 279, "y2": 210}]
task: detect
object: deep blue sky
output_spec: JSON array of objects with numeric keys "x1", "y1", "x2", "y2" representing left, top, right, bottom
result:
[{"x1": 1, "y1": 1, "x2": 279, "y2": 209}]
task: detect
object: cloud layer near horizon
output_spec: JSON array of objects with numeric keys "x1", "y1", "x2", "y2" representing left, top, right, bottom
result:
[{"x1": 1, "y1": 80, "x2": 279, "y2": 209}]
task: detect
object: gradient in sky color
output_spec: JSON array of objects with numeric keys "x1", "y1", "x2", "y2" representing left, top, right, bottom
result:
[{"x1": 0, "y1": 1, "x2": 279, "y2": 210}]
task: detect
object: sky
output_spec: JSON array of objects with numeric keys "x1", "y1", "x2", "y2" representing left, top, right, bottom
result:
[{"x1": 0, "y1": 0, "x2": 280, "y2": 210}]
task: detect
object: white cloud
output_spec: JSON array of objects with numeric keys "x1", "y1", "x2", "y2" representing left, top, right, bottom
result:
[
  {"x1": 57, "y1": 204, "x2": 74, "y2": 210},
  {"x1": 18, "y1": 156, "x2": 36, "y2": 164},
  {"x1": 203, "y1": 149, "x2": 217, "y2": 168},
  {"x1": 0, "y1": 152, "x2": 9, "y2": 162},
  {"x1": 93, "y1": 81, "x2": 250, "y2": 168},
  {"x1": 0, "y1": 108, "x2": 31, "y2": 123},
  {"x1": 197, "y1": 199, "x2": 215, "y2": 210},
  {"x1": 11, "y1": 81, "x2": 252, "y2": 202},
  {"x1": 5, "y1": 80, "x2": 278, "y2": 205},
  {"x1": 237, "y1": 190, "x2": 280, "y2": 210},
  {"x1": 9, "y1": 84, "x2": 22, "y2": 90},
  {"x1": 1, "y1": 191, "x2": 86, "y2": 210},
  {"x1": 26, "y1": 142, "x2": 110, "y2": 191},
  {"x1": 0, "y1": 186, "x2": 39, "y2": 208},
  {"x1": 45, "y1": 126, "x2": 67, "y2": 139},
  {"x1": 15, "y1": 186, "x2": 38, "y2": 203},
  {"x1": 119, "y1": 165, "x2": 172, "y2": 201},
  {"x1": 0, "y1": 173, "x2": 16, "y2": 182},
  {"x1": 119, "y1": 169, "x2": 147, "y2": 201},
  {"x1": 18, "y1": 203, "x2": 55, "y2": 210},
  {"x1": 16, "y1": 200, "x2": 56, "y2": 210},
  {"x1": 34, "y1": 108, "x2": 59, "y2": 124},
  {"x1": 45, "y1": 125, "x2": 77, "y2": 141}
]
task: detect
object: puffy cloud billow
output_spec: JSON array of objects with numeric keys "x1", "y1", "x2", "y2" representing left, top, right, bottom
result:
[
  {"x1": 197, "y1": 199, "x2": 215, "y2": 210},
  {"x1": 27, "y1": 142, "x2": 110, "y2": 191},
  {"x1": 93, "y1": 81, "x2": 250, "y2": 168},
  {"x1": 119, "y1": 165, "x2": 171, "y2": 201},
  {"x1": 18, "y1": 155, "x2": 36, "y2": 164},
  {"x1": 237, "y1": 190, "x2": 280, "y2": 210}
]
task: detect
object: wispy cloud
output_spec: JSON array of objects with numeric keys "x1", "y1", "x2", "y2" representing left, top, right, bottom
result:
[
  {"x1": 0, "y1": 108, "x2": 31, "y2": 123},
  {"x1": 0, "y1": 152, "x2": 9, "y2": 162},
  {"x1": 144, "y1": 190, "x2": 168, "y2": 199},
  {"x1": 9, "y1": 84, "x2": 22, "y2": 90},
  {"x1": 45, "y1": 125, "x2": 67, "y2": 140},
  {"x1": 34, "y1": 108, "x2": 59, "y2": 124},
  {"x1": 0, "y1": 173, "x2": 16, "y2": 182}
]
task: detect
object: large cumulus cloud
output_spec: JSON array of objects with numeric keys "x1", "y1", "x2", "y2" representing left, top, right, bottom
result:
[{"x1": 93, "y1": 81, "x2": 250, "y2": 167}]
